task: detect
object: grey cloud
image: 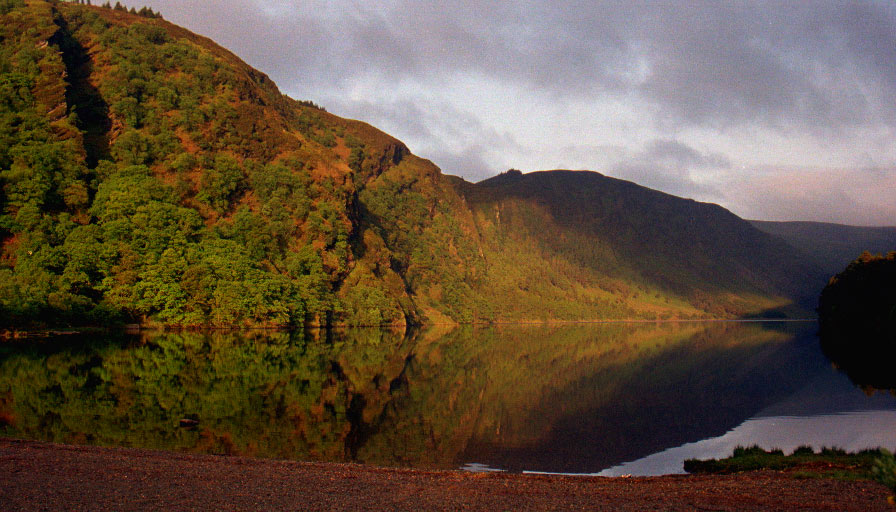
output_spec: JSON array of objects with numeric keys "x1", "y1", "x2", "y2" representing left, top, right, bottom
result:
[
  {"x1": 328, "y1": 98, "x2": 435, "y2": 142},
  {"x1": 335, "y1": 2, "x2": 643, "y2": 95},
  {"x1": 554, "y1": 143, "x2": 629, "y2": 172},
  {"x1": 719, "y1": 166, "x2": 896, "y2": 226},
  {"x1": 735, "y1": 185, "x2": 895, "y2": 227},
  {"x1": 142, "y1": 0, "x2": 896, "y2": 224},
  {"x1": 326, "y1": 95, "x2": 520, "y2": 181},
  {"x1": 146, "y1": 1, "x2": 896, "y2": 131},
  {"x1": 425, "y1": 145, "x2": 496, "y2": 182},
  {"x1": 634, "y1": 2, "x2": 896, "y2": 129},
  {"x1": 642, "y1": 140, "x2": 731, "y2": 171},
  {"x1": 144, "y1": 1, "x2": 334, "y2": 99},
  {"x1": 324, "y1": 1, "x2": 896, "y2": 131},
  {"x1": 609, "y1": 139, "x2": 728, "y2": 199}
]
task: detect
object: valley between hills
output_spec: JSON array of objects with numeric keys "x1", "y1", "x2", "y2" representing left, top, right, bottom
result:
[{"x1": 2, "y1": 1, "x2": 894, "y2": 329}]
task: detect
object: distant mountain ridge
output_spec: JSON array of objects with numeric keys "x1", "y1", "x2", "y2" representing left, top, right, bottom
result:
[
  {"x1": 0, "y1": 2, "x2": 852, "y2": 327},
  {"x1": 750, "y1": 220, "x2": 896, "y2": 279}
]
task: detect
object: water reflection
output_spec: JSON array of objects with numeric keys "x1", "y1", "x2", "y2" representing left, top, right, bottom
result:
[
  {"x1": 600, "y1": 369, "x2": 896, "y2": 476},
  {"x1": 600, "y1": 410, "x2": 896, "y2": 476},
  {"x1": 819, "y1": 325, "x2": 896, "y2": 392},
  {"x1": 422, "y1": 322, "x2": 826, "y2": 472},
  {"x1": 0, "y1": 329, "x2": 414, "y2": 461},
  {"x1": 0, "y1": 321, "x2": 891, "y2": 474}
]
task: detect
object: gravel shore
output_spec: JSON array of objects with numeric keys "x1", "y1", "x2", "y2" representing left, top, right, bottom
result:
[{"x1": 1, "y1": 438, "x2": 891, "y2": 511}]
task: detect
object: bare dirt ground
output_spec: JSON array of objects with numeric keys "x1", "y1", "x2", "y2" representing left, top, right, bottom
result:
[{"x1": 1, "y1": 438, "x2": 892, "y2": 511}]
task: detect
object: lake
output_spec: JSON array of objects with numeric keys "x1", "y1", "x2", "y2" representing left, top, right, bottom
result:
[{"x1": 1, "y1": 321, "x2": 893, "y2": 475}]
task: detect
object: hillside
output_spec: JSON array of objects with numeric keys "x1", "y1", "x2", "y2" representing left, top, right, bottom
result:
[
  {"x1": 1, "y1": 1, "x2": 823, "y2": 328},
  {"x1": 0, "y1": 0, "x2": 485, "y2": 327},
  {"x1": 454, "y1": 170, "x2": 821, "y2": 319},
  {"x1": 751, "y1": 220, "x2": 896, "y2": 280}
]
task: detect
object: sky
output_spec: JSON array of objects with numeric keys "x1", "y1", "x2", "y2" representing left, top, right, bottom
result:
[{"x1": 142, "y1": 0, "x2": 896, "y2": 226}]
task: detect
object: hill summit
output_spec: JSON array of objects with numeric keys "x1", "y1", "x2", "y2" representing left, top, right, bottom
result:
[{"x1": 0, "y1": 1, "x2": 832, "y2": 327}]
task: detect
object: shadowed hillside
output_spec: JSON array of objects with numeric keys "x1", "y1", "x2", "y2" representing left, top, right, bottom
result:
[
  {"x1": 751, "y1": 220, "x2": 896, "y2": 281},
  {"x1": 455, "y1": 170, "x2": 821, "y2": 319}
]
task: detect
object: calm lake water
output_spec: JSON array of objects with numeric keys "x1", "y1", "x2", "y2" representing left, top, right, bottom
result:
[{"x1": 1, "y1": 321, "x2": 894, "y2": 475}]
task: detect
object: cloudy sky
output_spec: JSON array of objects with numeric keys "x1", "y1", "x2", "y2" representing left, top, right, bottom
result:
[{"x1": 143, "y1": 0, "x2": 896, "y2": 226}]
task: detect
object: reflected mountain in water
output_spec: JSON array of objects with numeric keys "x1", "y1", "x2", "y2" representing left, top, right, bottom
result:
[
  {"x1": 377, "y1": 322, "x2": 824, "y2": 472},
  {"x1": 601, "y1": 357, "x2": 896, "y2": 476},
  {"x1": 0, "y1": 321, "x2": 880, "y2": 473},
  {"x1": 819, "y1": 327, "x2": 896, "y2": 393}
]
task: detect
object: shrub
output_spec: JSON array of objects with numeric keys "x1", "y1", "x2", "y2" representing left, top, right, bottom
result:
[{"x1": 873, "y1": 450, "x2": 896, "y2": 493}]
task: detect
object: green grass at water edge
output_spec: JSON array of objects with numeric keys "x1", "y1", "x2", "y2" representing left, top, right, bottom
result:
[{"x1": 684, "y1": 445, "x2": 891, "y2": 482}]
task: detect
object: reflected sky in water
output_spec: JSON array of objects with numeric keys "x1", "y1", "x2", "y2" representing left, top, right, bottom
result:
[
  {"x1": 600, "y1": 411, "x2": 896, "y2": 476},
  {"x1": 599, "y1": 370, "x2": 896, "y2": 476}
]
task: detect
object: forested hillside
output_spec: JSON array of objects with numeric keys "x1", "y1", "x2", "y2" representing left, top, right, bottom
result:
[
  {"x1": 0, "y1": 0, "x2": 492, "y2": 328},
  {"x1": 0, "y1": 1, "x2": 824, "y2": 328}
]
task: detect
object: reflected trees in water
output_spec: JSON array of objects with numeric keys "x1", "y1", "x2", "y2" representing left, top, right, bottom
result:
[{"x1": 0, "y1": 321, "x2": 824, "y2": 472}]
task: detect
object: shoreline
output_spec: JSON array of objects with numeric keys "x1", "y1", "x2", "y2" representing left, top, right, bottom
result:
[
  {"x1": 1, "y1": 317, "x2": 818, "y2": 340},
  {"x1": 0, "y1": 438, "x2": 889, "y2": 511}
]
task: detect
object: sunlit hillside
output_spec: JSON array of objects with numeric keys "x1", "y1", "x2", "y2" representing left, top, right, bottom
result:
[{"x1": 1, "y1": 1, "x2": 826, "y2": 327}]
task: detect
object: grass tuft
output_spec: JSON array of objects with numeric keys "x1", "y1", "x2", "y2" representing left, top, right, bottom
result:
[{"x1": 684, "y1": 445, "x2": 890, "y2": 481}]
